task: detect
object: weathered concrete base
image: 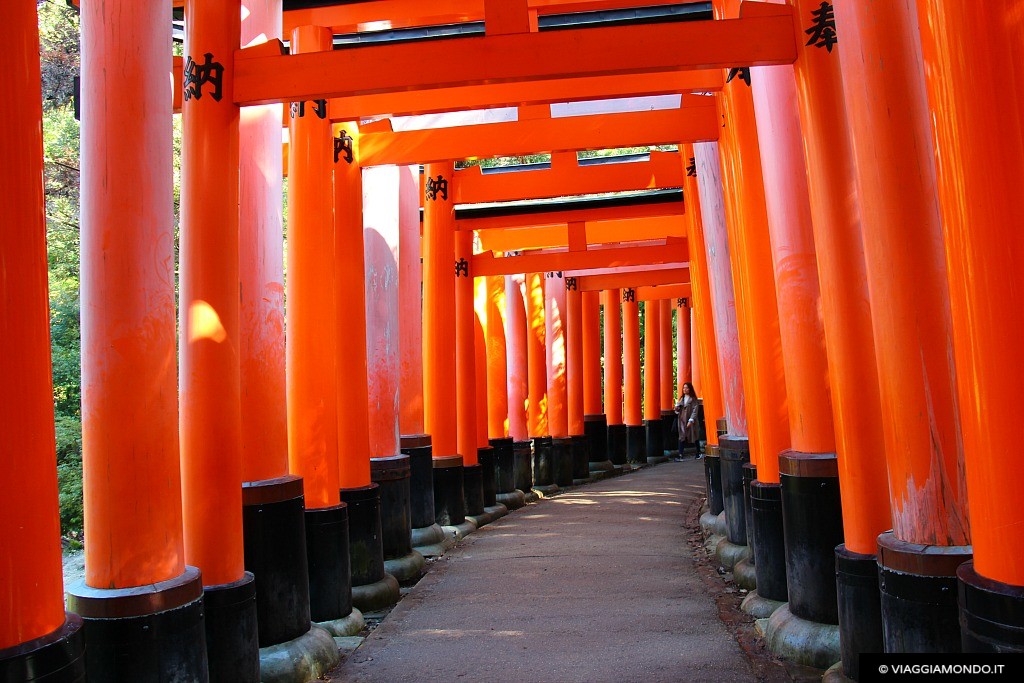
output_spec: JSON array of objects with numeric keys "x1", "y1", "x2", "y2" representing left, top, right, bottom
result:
[
  {"x1": 384, "y1": 549, "x2": 425, "y2": 584},
  {"x1": 589, "y1": 460, "x2": 614, "y2": 474},
  {"x1": 700, "y1": 510, "x2": 726, "y2": 536},
  {"x1": 523, "y1": 490, "x2": 540, "y2": 504},
  {"x1": 533, "y1": 484, "x2": 559, "y2": 496},
  {"x1": 496, "y1": 489, "x2": 526, "y2": 510},
  {"x1": 258, "y1": 624, "x2": 341, "y2": 683},
  {"x1": 734, "y1": 557, "x2": 757, "y2": 591},
  {"x1": 714, "y1": 511, "x2": 727, "y2": 536},
  {"x1": 647, "y1": 455, "x2": 670, "y2": 465},
  {"x1": 572, "y1": 477, "x2": 592, "y2": 486},
  {"x1": 741, "y1": 590, "x2": 785, "y2": 619},
  {"x1": 314, "y1": 607, "x2": 365, "y2": 637},
  {"x1": 466, "y1": 503, "x2": 508, "y2": 528},
  {"x1": 704, "y1": 533, "x2": 725, "y2": 555},
  {"x1": 822, "y1": 660, "x2": 853, "y2": 683},
  {"x1": 442, "y1": 518, "x2": 478, "y2": 542},
  {"x1": 351, "y1": 573, "x2": 401, "y2": 613},
  {"x1": 714, "y1": 537, "x2": 750, "y2": 571},
  {"x1": 411, "y1": 523, "x2": 453, "y2": 557},
  {"x1": 762, "y1": 603, "x2": 841, "y2": 670}
]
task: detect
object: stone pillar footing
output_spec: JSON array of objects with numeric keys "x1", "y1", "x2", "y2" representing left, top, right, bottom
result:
[
  {"x1": 741, "y1": 590, "x2": 785, "y2": 619},
  {"x1": 384, "y1": 549, "x2": 425, "y2": 584},
  {"x1": 714, "y1": 537, "x2": 750, "y2": 571},
  {"x1": 257, "y1": 624, "x2": 341, "y2": 683},
  {"x1": 350, "y1": 574, "x2": 400, "y2": 614},
  {"x1": 762, "y1": 603, "x2": 841, "y2": 670},
  {"x1": 411, "y1": 523, "x2": 453, "y2": 557},
  {"x1": 496, "y1": 489, "x2": 526, "y2": 510},
  {"x1": 466, "y1": 503, "x2": 509, "y2": 528},
  {"x1": 734, "y1": 557, "x2": 757, "y2": 591},
  {"x1": 314, "y1": 607, "x2": 365, "y2": 637}
]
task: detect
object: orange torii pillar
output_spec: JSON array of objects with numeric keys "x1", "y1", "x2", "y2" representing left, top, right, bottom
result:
[
  {"x1": 67, "y1": 1, "x2": 206, "y2": 677},
  {"x1": 709, "y1": 0, "x2": 792, "y2": 570},
  {"x1": 0, "y1": 4, "x2": 85, "y2": 675},
  {"x1": 178, "y1": 3, "x2": 260, "y2": 677},
  {"x1": 546, "y1": 272, "x2": 575, "y2": 488},
  {"x1": 675, "y1": 298, "x2": 692, "y2": 389},
  {"x1": 584, "y1": 290, "x2": 613, "y2": 474},
  {"x1": 472, "y1": 298, "x2": 509, "y2": 524},
  {"x1": 920, "y1": 0, "x2": 1024, "y2": 653},
  {"x1": 751, "y1": 57, "x2": 843, "y2": 663},
  {"x1": 526, "y1": 273, "x2": 554, "y2": 493},
  {"x1": 685, "y1": 144, "x2": 729, "y2": 533},
  {"x1": 658, "y1": 299, "x2": 677, "y2": 456},
  {"x1": 603, "y1": 289, "x2": 628, "y2": 469},
  {"x1": 506, "y1": 274, "x2": 535, "y2": 499},
  {"x1": 424, "y1": 162, "x2": 468, "y2": 531},
  {"x1": 398, "y1": 165, "x2": 445, "y2": 557},
  {"x1": 363, "y1": 164, "x2": 425, "y2": 585},
  {"x1": 787, "y1": 0, "x2": 892, "y2": 673},
  {"x1": 643, "y1": 299, "x2": 666, "y2": 463},
  {"x1": 236, "y1": 0, "x2": 322, "y2": 665},
  {"x1": 565, "y1": 277, "x2": 591, "y2": 484},
  {"x1": 622, "y1": 289, "x2": 646, "y2": 465},
  {"x1": 481, "y1": 275, "x2": 524, "y2": 509},
  {"x1": 284, "y1": 26, "x2": 353, "y2": 639},
  {"x1": 334, "y1": 123, "x2": 401, "y2": 613},
  {"x1": 454, "y1": 230, "x2": 486, "y2": 531},
  {"x1": 684, "y1": 143, "x2": 729, "y2": 452},
  {"x1": 836, "y1": 0, "x2": 971, "y2": 653},
  {"x1": 689, "y1": 312, "x2": 702, "y2": 394}
]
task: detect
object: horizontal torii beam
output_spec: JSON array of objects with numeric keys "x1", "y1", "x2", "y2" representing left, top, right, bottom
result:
[
  {"x1": 472, "y1": 243, "x2": 686, "y2": 277},
  {"x1": 359, "y1": 102, "x2": 718, "y2": 166},
  {"x1": 476, "y1": 215, "x2": 687, "y2": 252},
  {"x1": 455, "y1": 189, "x2": 684, "y2": 231},
  {"x1": 323, "y1": 70, "x2": 723, "y2": 122},
  {"x1": 453, "y1": 150, "x2": 684, "y2": 204},
  {"x1": 574, "y1": 266, "x2": 689, "y2": 291},
  {"x1": 636, "y1": 283, "x2": 692, "y2": 302},
  {"x1": 234, "y1": 8, "x2": 797, "y2": 106}
]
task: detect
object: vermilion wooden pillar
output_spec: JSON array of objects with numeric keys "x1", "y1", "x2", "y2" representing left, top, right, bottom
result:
[
  {"x1": 506, "y1": 274, "x2": 530, "y2": 442},
  {"x1": 455, "y1": 230, "x2": 486, "y2": 521},
  {"x1": 0, "y1": 3, "x2": 84, "y2": 674},
  {"x1": 399, "y1": 164, "x2": 426, "y2": 437},
  {"x1": 179, "y1": 1, "x2": 258, "y2": 676},
  {"x1": 424, "y1": 161, "x2": 468, "y2": 530},
  {"x1": 918, "y1": 0, "x2": 1024, "y2": 653},
  {"x1": 835, "y1": 0, "x2": 970, "y2": 654},
  {"x1": 484, "y1": 275, "x2": 509, "y2": 439},
  {"x1": 545, "y1": 272, "x2": 572, "y2": 486},
  {"x1": 526, "y1": 273, "x2": 548, "y2": 440},
  {"x1": 682, "y1": 144, "x2": 725, "y2": 450},
  {"x1": 602, "y1": 289, "x2": 627, "y2": 467},
  {"x1": 70, "y1": 0, "x2": 206, "y2": 677},
  {"x1": 659, "y1": 300, "x2": 674, "y2": 410},
  {"x1": 622, "y1": 290, "x2": 644, "y2": 464},
  {"x1": 675, "y1": 299, "x2": 692, "y2": 389},
  {"x1": 643, "y1": 300, "x2": 664, "y2": 462},
  {"x1": 472, "y1": 303, "x2": 505, "y2": 521},
  {"x1": 788, "y1": 0, "x2": 892, "y2": 673},
  {"x1": 692, "y1": 143, "x2": 743, "y2": 447}
]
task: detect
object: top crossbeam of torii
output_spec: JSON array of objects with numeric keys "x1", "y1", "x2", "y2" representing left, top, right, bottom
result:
[{"x1": 151, "y1": 0, "x2": 798, "y2": 115}]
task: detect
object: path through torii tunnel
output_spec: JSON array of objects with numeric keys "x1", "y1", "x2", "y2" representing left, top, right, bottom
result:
[{"x1": 2, "y1": 0, "x2": 1023, "y2": 681}]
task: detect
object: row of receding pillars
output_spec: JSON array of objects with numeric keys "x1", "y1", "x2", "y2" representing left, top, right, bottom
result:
[{"x1": 0, "y1": 4, "x2": 697, "y2": 682}]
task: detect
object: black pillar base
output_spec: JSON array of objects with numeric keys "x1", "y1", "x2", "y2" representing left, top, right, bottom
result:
[
  {"x1": 304, "y1": 503, "x2": 353, "y2": 624},
  {"x1": 433, "y1": 455, "x2": 466, "y2": 526},
  {"x1": 490, "y1": 437, "x2": 516, "y2": 495},
  {"x1": 584, "y1": 414, "x2": 613, "y2": 472},
  {"x1": 371, "y1": 454, "x2": 424, "y2": 582},
  {"x1": 719, "y1": 436, "x2": 750, "y2": 546},
  {"x1": 570, "y1": 434, "x2": 590, "y2": 484},
  {"x1": 780, "y1": 451, "x2": 844, "y2": 625},
  {"x1": 836, "y1": 544, "x2": 884, "y2": 680},
  {"x1": 750, "y1": 480, "x2": 787, "y2": 603},
  {"x1": 704, "y1": 447, "x2": 724, "y2": 515},
  {"x1": 66, "y1": 566, "x2": 209, "y2": 682},
  {"x1": 478, "y1": 447, "x2": 498, "y2": 507},
  {"x1": 958, "y1": 560, "x2": 1024, "y2": 653},
  {"x1": 0, "y1": 613, "x2": 86, "y2": 683},
  {"x1": 742, "y1": 463, "x2": 756, "y2": 549},
  {"x1": 532, "y1": 436, "x2": 555, "y2": 487},
  {"x1": 625, "y1": 424, "x2": 646, "y2": 464},
  {"x1": 400, "y1": 434, "x2": 435, "y2": 532},
  {"x1": 242, "y1": 475, "x2": 311, "y2": 648},
  {"x1": 552, "y1": 437, "x2": 574, "y2": 487},
  {"x1": 340, "y1": 483, "x2": 400, "y2": 612},
  {"x1": 463, "y1": 463, "x2": 485, "y2": 516},
  {"x1": 877, "y1": 531, "x2": 971, "y2": 653},
  {"x1": 644, "y1": 418, "x2": 667, "y2": 463},
  {"x1": 512, "y1": 440, "x2": 534, "y2": 494},
  {"x1": 660, "y1": 409, "x2": 677, "y2": 455},
  {"x1": 607, "y1": 423, "x2": 628, "y2": 467},
  {"x1": 204, "y1": 572, "x2": 259, "y2": 682}
]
